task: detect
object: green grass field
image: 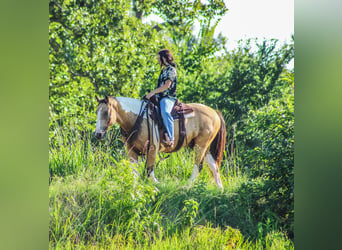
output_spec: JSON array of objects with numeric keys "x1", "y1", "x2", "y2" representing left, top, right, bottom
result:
[{"x1": 49, "y1": 127, "x2": 293, "y2": 249}]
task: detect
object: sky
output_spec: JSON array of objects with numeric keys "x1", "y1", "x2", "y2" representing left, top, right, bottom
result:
[
  {"x1": 215, "y1": 0, "x2": 294, "y2": 51},
  {"x1": 145, "y1": 0, "x2": 294, "y2": 51}
]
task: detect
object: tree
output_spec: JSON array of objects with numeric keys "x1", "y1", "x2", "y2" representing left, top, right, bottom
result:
[
  {"x1": 49, "y1": 0, "x2": 171, "y2": 131},
  {"x1": 182, "y1": 39, "x2": 294, "y2": 122},
  {"x1": 132, "y1": 0, "x2": 156, "y2": 20},
  {"x1": 138, "y1": 0, "x2": 228, "y2": 97},
  {"x1": 237, "y1": 82, "x2": 294, "y2": 237}
]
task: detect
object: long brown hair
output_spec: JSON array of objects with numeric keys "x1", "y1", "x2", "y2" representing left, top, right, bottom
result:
[{"x1": 158, "y1": 49, "x2": 176, "y2": 68}]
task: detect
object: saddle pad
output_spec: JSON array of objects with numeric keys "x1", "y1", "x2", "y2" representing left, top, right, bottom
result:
[
  {"x1": 171, "y1": 100, "x2": 193, "y2": 119},
  {"x1": 172, "y1": 112, "x2": 194, "y2": 120}
]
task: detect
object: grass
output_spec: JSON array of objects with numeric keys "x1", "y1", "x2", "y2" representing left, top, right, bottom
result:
[{"x1": 49, "y1": 125, "x2": 294, "y2": 249}]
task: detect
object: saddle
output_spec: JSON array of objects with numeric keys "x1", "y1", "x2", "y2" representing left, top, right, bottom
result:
[
  {"x1": 122, "y1": 97, "x2": 193, "y2": 153},
  {"x1": 149, "y1": 99, "x2": 192, "y2": 126},
  {"x1": 148, "y1": 99, "x2": 193, "y2": 151}
]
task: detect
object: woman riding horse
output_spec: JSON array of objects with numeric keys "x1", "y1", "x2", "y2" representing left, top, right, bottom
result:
[
  {"x1": 94, "y1": 51, "x2": 226, "y2": 190},
  {"x1": 145, "y1": 49, "x2": 177, "y2": 148},
  {"x1": 94, "y1": 95, "x2": 226, "y2": 190}
]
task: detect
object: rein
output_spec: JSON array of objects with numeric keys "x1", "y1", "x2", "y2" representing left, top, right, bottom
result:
[
  {"x1": 121, "y1": 99, "x2": 149, "y2": 146},
  {"x1": 106, "y1": 108, "x2": 112, "y2": 129},
  {"x1": 120, "y1": 99, "x2": 155, "y2": 168},
  {"x1": 172, "y1": 101, "x2": 188, "y2": 152},
  {"x1": 119, "y1": 98, "x2": 189, "y2": 167}
]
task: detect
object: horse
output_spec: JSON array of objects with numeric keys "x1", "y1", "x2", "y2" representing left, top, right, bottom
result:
[{"x1": 94, "y1": 96, "x2": 226, "y2": 190}]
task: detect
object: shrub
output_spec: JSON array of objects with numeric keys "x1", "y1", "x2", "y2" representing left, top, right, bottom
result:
[{"x1": 237, "y1": 89, "x2": 294, "y2": 237}]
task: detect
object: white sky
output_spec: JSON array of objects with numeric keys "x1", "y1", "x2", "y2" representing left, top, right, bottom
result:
[
  {"x1": 145, "y1": 0, "x2": 294, "y2": 51},
  {"x1": 216, "y1": 0, "x2": 294, "y2": 51}
]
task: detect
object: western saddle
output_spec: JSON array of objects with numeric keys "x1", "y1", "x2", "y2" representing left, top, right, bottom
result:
[{"x1": 121, "y1": 97, "x2": 193, "y2": 153}]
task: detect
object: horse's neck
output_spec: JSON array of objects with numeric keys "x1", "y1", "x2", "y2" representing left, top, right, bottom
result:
[
  {"x1": 113, "y1": 97, "x2": 144, "y2": 131},
  {"x1": 115, "y1": 97, "x2": 144, "y2": 115}
]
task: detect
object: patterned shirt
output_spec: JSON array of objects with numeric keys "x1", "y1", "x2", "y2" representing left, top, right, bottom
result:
[{"x1": 157, "y1": 65, "x2": 177, "y2": 99}]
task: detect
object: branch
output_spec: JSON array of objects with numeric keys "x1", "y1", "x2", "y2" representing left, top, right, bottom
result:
[
  {"x1": 50, "y1": 17, "x2": 83, "y2": 38},
  {"x1": 50, "y1": 1, "x2": 69, "y2": 29},
  {"x1": 49, "y1": 67, "x2": 99, "y2": 92},
  {"x1": 49, "y1": 38, "x2": 60, "y2": 53},
  {"x1": 51, "y1": 0, "x2": 63, "y2": 10},
  {"x1": 69, "y1": 69, "x2": 99, "y2": 92},
  {"x1": 50, "y1": 17, "x2": 72, "y2": 30},
  {"x1": 49, "y1": 81, "x2": 70, "y2": 89}
]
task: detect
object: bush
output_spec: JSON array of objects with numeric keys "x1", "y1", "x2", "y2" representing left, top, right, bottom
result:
[{"x1": 237, "y1": 88, "x2": 294, "y2": 237}]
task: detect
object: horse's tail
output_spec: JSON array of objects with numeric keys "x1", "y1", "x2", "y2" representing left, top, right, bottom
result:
[{"x1": 209, "y1": 111, "x2": 226, "y2": 167}]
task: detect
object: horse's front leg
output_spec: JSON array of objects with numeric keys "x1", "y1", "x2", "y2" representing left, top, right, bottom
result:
[
  {"x1": 145, "y1": 143, "x2": 159, "y2": 183},
  {"x1": 126, "y1": 144, "x2": 140, "y2": 178}
]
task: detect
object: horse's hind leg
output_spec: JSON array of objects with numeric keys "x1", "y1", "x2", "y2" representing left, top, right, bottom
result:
[
  {"x1": 204, "y1": 153, "x2": 223, "y2": 191},
  {"x1": 189, "y1": 144, "x2": 207, "y2": 183}
]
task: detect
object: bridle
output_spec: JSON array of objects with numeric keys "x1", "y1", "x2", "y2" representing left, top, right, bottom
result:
[
  {"x1": 105, "y1": 107, "x2": 112, "y2": 130},
  {"x1": 96, "y1": 103, "x2": 112, "y2": 133}
]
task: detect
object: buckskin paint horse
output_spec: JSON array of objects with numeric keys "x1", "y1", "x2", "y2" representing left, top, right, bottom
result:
[{"x1": 94, "y1": 96, "x2": 226, "y2": 190}]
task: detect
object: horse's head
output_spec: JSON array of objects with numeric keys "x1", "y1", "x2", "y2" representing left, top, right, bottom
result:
[{"x1": 94, "y1": 96, "x2": 116, "y2": 140}]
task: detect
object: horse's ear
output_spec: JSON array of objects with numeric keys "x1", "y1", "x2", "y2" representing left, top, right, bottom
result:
[
  {"x1": 105, "y1": 95, "x2": 109, "y2": 103},
  {"x1": 95, "y1": 96, "x2": 101, "y2": 103}
]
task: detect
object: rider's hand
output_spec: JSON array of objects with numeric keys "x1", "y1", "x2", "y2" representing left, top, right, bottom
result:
[{"x1": 145, "y1": 92, "x2": 154, "y2": 100}]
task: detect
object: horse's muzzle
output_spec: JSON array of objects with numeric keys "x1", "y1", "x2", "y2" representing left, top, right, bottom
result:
[{"x1": 95, "y1": 131, "x2": 106, "y2": 140}]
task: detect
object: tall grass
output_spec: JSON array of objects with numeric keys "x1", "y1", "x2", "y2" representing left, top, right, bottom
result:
[{"x1": 49, "y1": 123, "x2": 294, "y2": 249}]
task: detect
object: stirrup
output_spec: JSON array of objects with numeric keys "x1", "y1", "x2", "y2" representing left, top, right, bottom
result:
[
  {"x1": 163, "y1": 140, "x2": 174, "y2": 147},
  {"x1": 163, "y1": 133, "x2": 174, "y2": 147}
]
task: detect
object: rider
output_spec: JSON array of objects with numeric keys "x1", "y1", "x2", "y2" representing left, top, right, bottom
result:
[{"x1": 145, "y1": 49, "x2": 177, "y2": 147}]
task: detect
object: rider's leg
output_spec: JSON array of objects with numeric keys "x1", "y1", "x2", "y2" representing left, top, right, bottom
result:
[{"x1": 160, "y1": 97, "x2": 175, "y2": 145}]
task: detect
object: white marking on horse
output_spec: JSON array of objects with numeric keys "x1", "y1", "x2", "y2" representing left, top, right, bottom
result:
[
  {"x1": 95, "y1": 107, "x2": 103, "y2": 133},
  {"x1": 117, "y1": 96, "x2": 194, "y2": 120},
  {"x1": 116, "y1": 97, "x2": 146, "y2": 115},
  {"x1": 204, "y1": 153, "x2": 217, "y2": 168},
  {"x1": 189, "y1": 164, "x2": 200, "y2": 182},
  {"x1": 204, "y1": 153, "x2": 223, "y2": 190},
  {"x1": 149, "y1": 170, "x2": 159, "y2": 183},
  {"x1": 184, "y1": 113, "x2": 195, "y2": 119}
]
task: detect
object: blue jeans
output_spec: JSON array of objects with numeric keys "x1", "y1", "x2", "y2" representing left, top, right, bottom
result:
[{"x1": 160, "y1": 97, "x2": 175, "y2": 141}]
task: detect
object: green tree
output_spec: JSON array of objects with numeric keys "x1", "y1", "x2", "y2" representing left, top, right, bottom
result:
[
  {"x1": 238, "y1": 82, "x2": 294, "y2": 237},
  {"x1": 133, "y1": 0, "x2": 156, "y2": 19},
  {"x1": 182, "y1": 39, "x2": 294, "y2": 122},
  {"x1": 49, "y1": 0, "x2": 172, "y2": 131},
  {"x1": 147, "y1": 0, "x2": 228, "y2": 96}
]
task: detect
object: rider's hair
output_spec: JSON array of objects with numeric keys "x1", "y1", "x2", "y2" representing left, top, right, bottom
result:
[{"x1": 158, "y1": 49, "x2": 176, "y2": 68}]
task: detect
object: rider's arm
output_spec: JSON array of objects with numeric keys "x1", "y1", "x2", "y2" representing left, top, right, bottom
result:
[{"x1": 145, "y1": 80, "x2": 172, "y2": 99}]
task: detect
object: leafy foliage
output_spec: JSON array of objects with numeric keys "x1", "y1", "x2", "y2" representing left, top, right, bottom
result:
[
  {"x1": 49, "y1": 0, "x2": 171, "y2": 131},
  {"x1": 181, "y1": 39, "x2": 294, "y2": 123},
  {"x1": 237, "y1": 84, "x2": 294, "y2": 237}
]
